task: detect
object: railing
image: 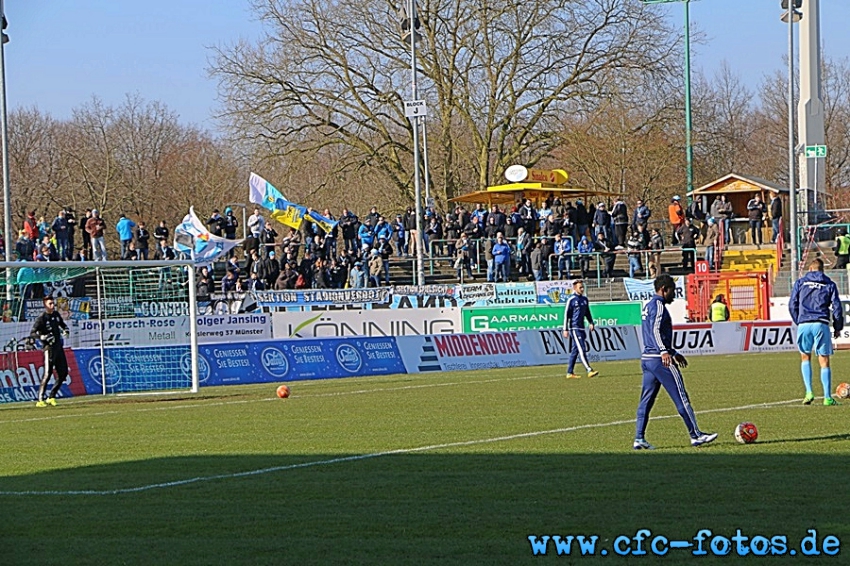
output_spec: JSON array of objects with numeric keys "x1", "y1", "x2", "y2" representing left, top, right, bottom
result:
[{"x1": 776, "y1": 218, "x2": 784, "y2": 270}]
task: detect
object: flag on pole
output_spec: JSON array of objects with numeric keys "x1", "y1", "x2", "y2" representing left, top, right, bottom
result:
[
  {"x1": 174, "y1": 207, "x2": 242, "y2": 265},
  {"x1": 248, "y1": 172, "x2": 337, "y2": 232}
]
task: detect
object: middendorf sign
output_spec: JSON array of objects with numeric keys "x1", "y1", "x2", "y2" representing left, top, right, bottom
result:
[{"x1": 461, "y1": 303, "x2": 642, "y2": 332}]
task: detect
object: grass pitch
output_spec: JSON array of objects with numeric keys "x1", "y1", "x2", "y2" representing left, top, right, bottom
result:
[{"x1": 1, "y1": 351, "x2": 849, "y2": 564}]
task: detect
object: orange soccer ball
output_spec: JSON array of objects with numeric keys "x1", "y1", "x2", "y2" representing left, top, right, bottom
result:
[
  {"x1": 276, "y1": 385, "x2": 291, "y2": 399},
  {"x1": 836, "y1": 382, "x2": 850, "y2": 399}
]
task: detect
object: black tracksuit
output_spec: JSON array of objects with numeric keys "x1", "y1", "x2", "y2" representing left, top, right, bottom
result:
[{"x1": 30, "y1": 310, "x2": 69, "y2": 402}]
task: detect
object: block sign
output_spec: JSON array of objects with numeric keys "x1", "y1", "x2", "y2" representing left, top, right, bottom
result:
[{"x1": 404, "y1": 100, "x2": 427, "y2": 118}]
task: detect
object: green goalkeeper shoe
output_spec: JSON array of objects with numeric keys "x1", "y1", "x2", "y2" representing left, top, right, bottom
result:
[
  {"x1": 803, "y1": 393, "x2": 815, "y2": 405},
  {"x1": 46, "y1": 398, "x2": 57, "y2": 407},
  {"x1": 35, "y1": 400, "x2": 47, "y2": 408}
]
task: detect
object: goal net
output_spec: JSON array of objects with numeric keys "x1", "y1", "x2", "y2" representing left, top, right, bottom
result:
[{"x1": 0, "y1": 260, "x2": 199, "y2": 403}]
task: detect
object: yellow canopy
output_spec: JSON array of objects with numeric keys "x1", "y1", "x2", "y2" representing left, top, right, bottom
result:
[{"x1": 449, "y1": 183, "x2": 624, "y2": 208}]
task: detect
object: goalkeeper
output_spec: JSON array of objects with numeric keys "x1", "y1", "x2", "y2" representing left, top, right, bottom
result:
[{"x1": 30, "y1": 296, "x2": 70, "y2": 407}]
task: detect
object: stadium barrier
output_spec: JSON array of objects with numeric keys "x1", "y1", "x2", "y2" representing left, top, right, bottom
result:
[{"x1": 0, "y1": 322, "x2": 797, "y2": 404}]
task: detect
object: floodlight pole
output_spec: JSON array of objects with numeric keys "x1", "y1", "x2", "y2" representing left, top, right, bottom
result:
[
  {"x1": 0, "y1": 0, "x2": 11, "y2": 264},
  {"x1": 783, "y1": 6, "x2": 801, "y2": 280},
  {"x1": 409, "y1": 0, "x2": 425, "y2": 285}
]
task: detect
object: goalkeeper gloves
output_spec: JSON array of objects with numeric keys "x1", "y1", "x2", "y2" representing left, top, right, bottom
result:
[
  {"x1": 40, "y1": 334, "x2": 55, "y2": 347},
  {"x1": 61, "y1": 328, "x2": 70, "y2": 338}
]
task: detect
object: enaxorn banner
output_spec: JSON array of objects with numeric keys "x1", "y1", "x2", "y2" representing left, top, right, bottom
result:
[
  {"x1": 271, "y1": 309, "x2": 461, "y2": 338},
  {"x1": 527, "y1": 326, "x2": 642, "y2": 364}
]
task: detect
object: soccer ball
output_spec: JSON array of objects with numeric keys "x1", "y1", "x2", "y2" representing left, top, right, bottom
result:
[
  {"x1": 276, "y1": 385, "x2": 291, "y2": 399},
  {"x1": 734, "y1": 422, "x2": 758, "y2": 444},
  {"x1": 835, "y1": 382, "x2": 850, "y2": 399}
]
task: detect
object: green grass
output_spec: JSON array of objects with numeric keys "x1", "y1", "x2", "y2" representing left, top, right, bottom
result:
[{"x1": 1, "y1": 352, "x2": 848, "y2": 564}]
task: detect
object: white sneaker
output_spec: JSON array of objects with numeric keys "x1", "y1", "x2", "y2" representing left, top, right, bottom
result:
[
  {"x1": 633, "y1": 438, "x2": 655, "y2": 450},
  {"x1": 691, "y1": 432, "x2": 718, "y2": 447}
]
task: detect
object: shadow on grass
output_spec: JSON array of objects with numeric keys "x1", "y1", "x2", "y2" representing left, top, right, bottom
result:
[
  {"x1": 757, "y1": 433, "x2": 850, "y2": 444},
  {"x1": 1, "y1": 452, "x2": 849, "y2": 565}
]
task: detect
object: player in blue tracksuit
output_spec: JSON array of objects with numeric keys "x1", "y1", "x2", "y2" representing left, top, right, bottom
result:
[
  {"x1": 562, "y1": 280, "x2": 599, "y2": 379},
  {"x1": 789, "y1": 258, "x2": 843, "y2": 406},
  {"x1": 634, "y1": 273, "x2": 717, "y2": 449}
]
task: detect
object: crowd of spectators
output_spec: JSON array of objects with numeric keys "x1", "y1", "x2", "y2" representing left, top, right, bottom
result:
[{"x1": 9, "y1": 191, "x2": 784, "y2": 292}]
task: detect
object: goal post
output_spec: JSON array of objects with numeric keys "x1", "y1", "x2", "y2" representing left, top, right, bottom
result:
[{"x1": 0, "y1": 259, "x2": 200, "y2": 401}]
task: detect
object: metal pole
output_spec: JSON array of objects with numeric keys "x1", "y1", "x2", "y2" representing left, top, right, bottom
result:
[
  {"x1": 421, "y1": 117, "x2": 431, "y2": 202},
  {"x1": 684, "y1": 0, "x2": 694, "y2": 201},
  {"x1": 788, "y1": 9, "x2": 799, "y2": 280},
  {"x1": 187, "y1": 264, "x2": 199, "y2": 393},
  {"x1": 410, "y1": 0, "x2": 424, "y2": 285},
  {"x1": 96, "y1": 267, "x2": 107, "y2": 395},
  {"x1": 0, "y1": 0, "x2": 11, "y2": 263}
]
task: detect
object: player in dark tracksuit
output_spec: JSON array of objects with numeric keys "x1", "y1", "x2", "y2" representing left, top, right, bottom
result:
[
  {"x1": 562, "y1": 280, "x2": 599, "y2": 379},
  {"x1": 30, "y1": 297, "x2": 70, "y2": 407},
  {"x1": 634, "y1": 274, "x2": 717, "y2": 449}
]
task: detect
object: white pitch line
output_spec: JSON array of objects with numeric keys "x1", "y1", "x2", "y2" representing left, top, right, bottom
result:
[
  {"x1": 0, "y1": 398, "x2": 800, "y2": 497},
  {"x1": 0, "y1": 372, "x2": 556, "y2": 426}
]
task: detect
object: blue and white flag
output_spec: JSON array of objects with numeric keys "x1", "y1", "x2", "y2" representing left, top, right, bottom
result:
[{"x1": 174, "y1": 207, "x2": 242, "y2": 265}]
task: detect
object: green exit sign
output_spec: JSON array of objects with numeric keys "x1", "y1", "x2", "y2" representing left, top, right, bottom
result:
[{"x1": 805, "y1": 145, "x2": 827, "y2": 158}]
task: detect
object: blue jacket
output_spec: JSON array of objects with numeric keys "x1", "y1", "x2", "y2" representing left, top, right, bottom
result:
[
  {"x1": 492, "y1": 241, "x2": 511, "y2": 264},
  {"x1": 116, "y1": 217, "x2": 137, "y2": 241},
  {"x1": 563, "y1": 293, "x2": 594, "y2": 331},
  {"x1": 642, "y1": 295, "x2": 676, "y2": 357},
  {"x1": 358, "y1": 224, "x2": 375, "y2": 247},
  {"x1": 577, "y1": 237, "x2": 593, "y2": 254},
  {"x1": 789, "y1": 271, "x2": 843, "y2": 331}
]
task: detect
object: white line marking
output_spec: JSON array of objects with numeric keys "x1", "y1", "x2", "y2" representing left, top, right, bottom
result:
[{"x1": 0, "y1": 398, "x2": 800, "y2": 497}]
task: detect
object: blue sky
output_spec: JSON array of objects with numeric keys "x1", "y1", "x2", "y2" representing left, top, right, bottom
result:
[{"x1": 5, "y1": 1, "x2": 850, "y2": 132}]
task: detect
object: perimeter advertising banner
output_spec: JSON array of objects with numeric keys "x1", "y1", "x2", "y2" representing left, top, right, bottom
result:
[
  {"x1": 271, "y1": 309, "x2": 461, "y2": 339},
  {"x1": 461, "y1": 303, "x2": 643, "y2": 332},
  {"x1": 0, "y1": 349, "x2": 87, "y2": 403}
]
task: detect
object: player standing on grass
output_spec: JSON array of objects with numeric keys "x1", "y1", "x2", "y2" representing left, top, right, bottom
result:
[
  {"x1": 633, "y1": 274, "x2": 717, "y2": 449},
  {"x1": 562, "y1": 280, "x2": 599, "y2": 379},
  {"x1": 31, "y1": 296, "x2": 70, "y2": 407},
  {"x1": 789, "y1": 258, "x2": 843, "y2": 406}
]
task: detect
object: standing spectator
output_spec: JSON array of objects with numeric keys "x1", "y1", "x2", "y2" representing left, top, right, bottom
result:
[
  {"x1": 261, "y1": 224, "x2": 278, "y2": 258},
  {"x1": 519, "y1": 199, "x2": 537, "y2": 236},
  {"x1": 86, "y1": 209, "x2": 107, "y2": 261},
  {"x1": 154, "y1": 239, "x2": 176, "y2": 260},
  {"x1": 790, "y1": 258, "x2": 843, "y2": 406},
  {"x1": 221, "y1": 269, "x2": 239, "y2": 293},
  {"x1": 116, "y1": 214, "x2": 137, "y2": 260},
  {"x1": 73, "y1": 247, "x2": 89, "y2": 262},
  {"x1": 37, "y1": 216, "x2": 51, "y2": 241},
  {"x1": 503, "y1": 216, "x2": 518, "y2": 240},
  {"x1": 492, "y1": 234, "x2": 511, "y2": 282},
  {"x1": 709, "y1": 294, "x2": 730, "y2": 322},
  {"x1": 348, "y1": 261, "x2": 367, "y2": 289},
  {"x1": 51, "y1": 210, "x2": 70, "y2": 260},
  {"x1": 594, "y1": 232, "x2": 616, "y2": 279},
  {"x1": 196, "y1": 266, "x2": 213, "y2": 298},
  {"x1": 248, "y1": 207, "x2": 266, "y2": 239},
  {"x1": 16, "y1": 230, "x2": 34, "y2": 261},
  {"x1": 710, "y1": 194, "x2": 734, "y2": 245},
  {"x1": 554, "y1": 233, "x2": 572, "y2": 280},
  {"x1": 223, "y1": 207, "x2": 239, "y2": 257},
  {"x1": 154, "y1": 220, "x2": 169, "y2": 249},
  {"x1": 403, "y1": 206, "x2": 417, "y2": 257},
  {"x1": 23, "y1": 210, "x2": 38, "y2": 242},
  {"x1": 530, "y1": 241, "x2": 544, "y2": 281},
  {"x1": 627, "y1": 229, "x2": 645, "y2": 279},
  {"x1": 260, "y1": 251, "x2": 281, "y2": 289},
  {"x1": 668, "y1": 196, "x2": 685, "y2": 244},
  {"x1": 770, "y1": 193, "x2": 783, "y2": 243},
  {"x1": 81, "y1": 209, "x2": 92, "y2": 253},
  {"x1": 483, "y1": 236, "x2": 495, "y2": 282},
  {"x1": 562, "y1": 279, "x2": 599, "y2": 379},
  {"x1": 340, "y1": 208, "x2": 359, "y2": 253},
  {"x1": 834, "y1": 229, "x2": 850, "y2": 270},
  {"x1": 367, "y1": 249, "x2": 383, "y2": 287},
  {"x1": 575, "y1": 199, "x2": 590, "y2": 242},
  {"x1": 592, "y1": 202, "x2": 611, "y2": 241},
  {"x1": 136, "y1": 221, "x2": 151, "y2": 260},
  {"x1": 366, "y1": 206, "x2": 381, "y2": 227},
  {"x1": 358, "y1": 218, "x2": 375, "y2": 252},
  {"x1": 206, "y1": 209, "x2": 225, "y2": 237},
  {"x1": 65, "y1": 207, "x2": 78, "y2": 257},
  {"x1": 454, "y1": 233, "x2": 474, "y2": 281},
  {"x1": 244, "y1": 270, "x2": 265, "y2": 291},
  {"x1": 633, "y1": 273, "x2": 718, "y2": 449},
  {"x1": 577, "y1": 235, "x2": 593, "y2": 279},
  {"x1": 516, "y1": 226, "x2": 531, "y2": 276},
  {"x1": 746, "y1": 193, "x2": 767, "y2": 248},
  {"x1": 685, "y1": 199, "x2": 706, "y2": 243},
  {"x1": 677, "y1": 218, "x2": 699, "y2": 271},
  {"x1": 648, "y1": 228, "x2": 664, "y2": 278},
  {"x1": 391, "y1": 213, "x2": 407, "y2": 257},
  {"x1": 611, "y1": 197, "x2": 629, "y2": 248},
  {"x1": 377, "y1": 237, "x2": 393, "y2": 285},
  {"x1": 705, "y1": 217, "x2": 720, "y2": 270},
  {"x1": 632, "y1": 199, "x2": 651, "y2": 230}
]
